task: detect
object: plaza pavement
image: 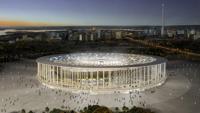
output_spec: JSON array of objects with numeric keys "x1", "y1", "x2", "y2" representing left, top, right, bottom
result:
[{"x1": 0, "y1": 59, "x2": 199, "y2": 113}]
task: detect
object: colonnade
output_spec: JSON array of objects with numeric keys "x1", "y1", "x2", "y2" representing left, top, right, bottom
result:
[{"x1": 37, "y1": 63, "x2": 166, "y2": 91}]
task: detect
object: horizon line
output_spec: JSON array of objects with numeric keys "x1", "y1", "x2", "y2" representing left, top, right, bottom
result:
[{"x1": 1, "y1": 24, "x2": 200, "y2": 28}]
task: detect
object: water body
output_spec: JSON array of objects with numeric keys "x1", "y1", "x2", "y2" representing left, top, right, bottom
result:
[{"x1": 0, "y1": 29, "x2": 66, "y2": 36}]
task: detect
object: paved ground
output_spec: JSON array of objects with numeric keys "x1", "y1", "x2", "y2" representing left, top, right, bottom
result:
[{"x1": 0, "y1": 59, "x2": 199, "y2": 113}]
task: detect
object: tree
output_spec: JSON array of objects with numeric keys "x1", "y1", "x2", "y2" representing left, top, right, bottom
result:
[
  {"x1": 92, "y1": 106, "x2": 113, "y2": 113},
  {"x1": 45, "y1": 107, "x2": 50, "y2": 113},
  {"x1": 115, "y1": 107, "x2": 119, "y2": 113},
  {"x1": 80, "y1": 110, "x2": 84, "y2": 113},
  {"x1": 28, "y1": 110, "x2": 34, "y2": 113},
  {"x1": 83, "y1": 107, "x2": 88, "y2": 112},
  {"x1": 122, "y1": 106, "x2": 129, "y2": 112},
  {"x1": 21, "y1": 109, "x2": 26, "y2": 113},
  {"x1": 70, "y1": 110, "x2": 75, "y2": 113}
]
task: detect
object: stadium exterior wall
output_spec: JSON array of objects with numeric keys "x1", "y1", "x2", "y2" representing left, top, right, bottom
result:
[{"x1": 36, "y1": 54, "x2": 167, "y2": 92}]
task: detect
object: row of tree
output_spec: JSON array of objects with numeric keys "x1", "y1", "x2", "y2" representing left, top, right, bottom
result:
[
  {"x1": 0, "y1": 40, "x2": 73, "y2": 62},
  {"x1": 19, "y1": 105, "x2": 155, "y2": 113}
]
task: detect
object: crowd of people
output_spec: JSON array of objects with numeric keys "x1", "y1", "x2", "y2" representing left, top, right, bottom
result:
[{"x1": 0, "y1": 60, "x2": 200, "y2": 113}]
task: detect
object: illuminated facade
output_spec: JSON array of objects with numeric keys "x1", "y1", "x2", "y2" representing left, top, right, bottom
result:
[{"x1": 36, "y1": 53, "x2": 167, "y2": 92}]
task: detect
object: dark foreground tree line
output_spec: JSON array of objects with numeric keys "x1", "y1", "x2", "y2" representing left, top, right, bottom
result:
[
  {"x1": 0, "y1": 39, "x2": 129, "y2": 62},
  {"x1": 15, "y1": 105, "x2": 155, "y2": 113},
  {"x1": 1, "y1": 38, "x2": 199, "y2": 65}
]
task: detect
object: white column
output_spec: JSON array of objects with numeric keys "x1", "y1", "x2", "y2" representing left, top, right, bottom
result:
[
  {"x1": 125, "y1": 70, "x2": 127, "y2": 85},
  {"x1": 158, "y1": 64, "x2": 160, "y2": 81},
  {"x1": 71, "y1": 71, "x2": 74, "y2": 87},
  {"x1": 119, "y1": 70, "x2": 121, "y2": 86},
  {"x1": 158, "y1": 65, "x2": 160, "y2": 82},
  {"x1": 131, "y1": 69, "x2": 133, "y2": 86},
  {"x1": 86, "y1": 72, "x2": 89, "y2": 88},
  {"x1": 64, "y1": 70, "x2": 66, "y2": 86},
  {"x1": 54, "y1": 66, "x2": 55, "y2": 84},
  {"x1": 52, "y1": 66, "x2": 54, "y2": 84},
  {"x1": 42, "y1": 64, "x2": 47, "y2": 81},
  {"x1": 67, "y1": 70, "x2": 69, "y2": 87},
  {"x1": 136, "y1": 68, "x2": 138, "y2": 87},
  {"x1": 144, "y1": 67, "x2": 146, "y2": 85},
  {"x1": 120, "y1": 70, "x2": 122, "y2": 86},
  {"x1": 39, "y1": 64, "x2": 44, "y2": 79},
  {"x1": 50, "y1": 65, "x2": 52, "y2": 83},
  {"x1": 84, "y1": 72, "x2": 85, "y2": 88},
  {"x1": 80, "y1": 72, "x2": 83, "y2": 88},
  {"x1": 164, "y1": 63, "x2": 166, "y2": 78},
  {"x1": 97, "y1": 71, "x2": 99, "y2": 88},
  {"x1": 147, "y1": 66, "x2": 149, "y2": 85},
  {"x1": 146, "y1": 66, "x2": 148, "y2": 85},
  {"x1": 41, "y1": 64, "x2": 42, "y2": 80},
  {"x1": 103, "y1": 71, "x2": 105, "y2": 88},
  {"x1": 160, "y1": 64, "x2": 162, "y2": 81},
  {"x1": 152, "y1": 65, "x2": 155, "y2": 84},
  {"x1": 139, "y1": 68, "x2": 141, "y2": 88},
  {"x1": 51, "y1": 66, "x2": 54, "y2": 83},
  {"x1": 80, "y1": 72, "x2": 82, "y2": 88},
  {"x1": 47, "y1": 65, "x2": 49, "y2": 81},
  {"x1": 143, "y1": 67, "x2": 145, "y2": 86},
  {"x1": 37, "y1": 63, "x2": 39, "y2": 77},
  {"x1": 39, "y1": 64, "x2": 41, "y2": 78},
  {"x1": 46, "y1": 64, "x2": 48, "y2": 81},
  {"x1": 40, "y1": 64, "x2": 42, "y2": 79},
  {"x1": 127, "y1": 70, "x2": 129, "y2": 85},
  {"x1": 44, "y1": 64, "x2": 45, "y2": 81},
  {"x1": 137, "y1": 68, "x2": 139, "y2": 88},
  {"x1": 49, "y1": 65, "x2": 51, "y2": 83},
  {"x1": 91, "y1": 72, "x2": 93, "y2": 89},
  {"x1": 78, "y1": 72, "x2": 80, "y2": 88},
  {"x1": 60, "y1": 67, "x2": 63, "y2": 86},
  {"x1": 108, "y1": 71, "x2": 111, "y2": 87},
  {"x1": 43, "y1": 64, "x2": 45, "y2": 81},
  {"x1": 156, "y1": 65, "x2": 158, "y2": 83},
  {"x1": 119, "y1": 71, "x2": 121, "y2": 86},
  {"x1": 129, "y1": 69, "x2": 131, "y2": 86},
  {"x1": 45, "y1": 64, "x2": 47, "y2": 81},
  {"x1": 56, "y1": 66, "x2": 58, "y2": 84},
  {"x1": 75, "y1": 72, "x2": 77, "y2": 87},
  {"x1": 41, "y1": 64, "x2": 43, "y2": 80},
  {"x1": 132, "y1": 69, "x2": 134, "y2": 86},
  {"x1": 48, "y1": 65, "x2": 50, "y2": 82},
  {"x1": 117, "y1": 71, "x2": 119, "y2": 87},
  {"x1": 66, "y1": 70, "x2": 69, "y2": 87}
]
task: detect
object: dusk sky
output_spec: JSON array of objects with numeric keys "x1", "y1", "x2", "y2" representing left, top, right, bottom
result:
[{"x1": 0, "y1": 0, "x2": 200, "y2": 26}]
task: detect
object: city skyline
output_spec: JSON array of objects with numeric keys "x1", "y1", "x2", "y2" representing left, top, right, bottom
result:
[{"x1": 0, "y1": 0, "x2": 200, "y2": 26}]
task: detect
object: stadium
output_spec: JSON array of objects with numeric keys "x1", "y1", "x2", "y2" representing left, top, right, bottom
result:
[{"x1": 36, "y1": 53, "x2": 167, "y2": 93}]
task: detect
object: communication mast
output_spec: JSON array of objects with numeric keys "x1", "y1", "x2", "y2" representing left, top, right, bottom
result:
[{"x1": 161, "y1": 0, "x2": 165, "y2": 37}]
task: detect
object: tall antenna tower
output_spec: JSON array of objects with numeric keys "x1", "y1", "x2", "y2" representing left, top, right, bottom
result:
[{"x1": 161, "y1": 0, "x2": 165, "y2": 37}]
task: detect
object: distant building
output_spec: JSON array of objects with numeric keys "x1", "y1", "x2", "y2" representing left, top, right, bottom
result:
[
  {"x1": 177, "y1": 30, "x2": 185, "y2": 35},
  {"x1": 97, "y1": 30, "x2": 101, "y2": 39},
  {"x1": 115, "y1": 31, "x2": 122, "y2": 39},
  {"x1": 21, "y1": 35, "x2": 34, "y2": 41},
  {"x1": 190, "y1": 29, "x2": 196, "y2": 35},
  {"x1": 103, "y1": 31, "x2": 112, "y2": 39},
  {"x1": 90, "y1": 33, "x2": 94, "y2": 41},
  {"x1": 79, "y1": 34, "x2": 83, "y2": 41},
  {"x1": 167, "y1": 30, "x2": 176, "y2": 38},
  {"x1": 194, "y1": 31, "x2": 200, "y2": 40}
]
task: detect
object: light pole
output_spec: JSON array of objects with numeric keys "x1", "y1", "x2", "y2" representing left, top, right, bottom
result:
[{"x1": 161, "y1": 0, "x2": 165, "y2": 37}]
